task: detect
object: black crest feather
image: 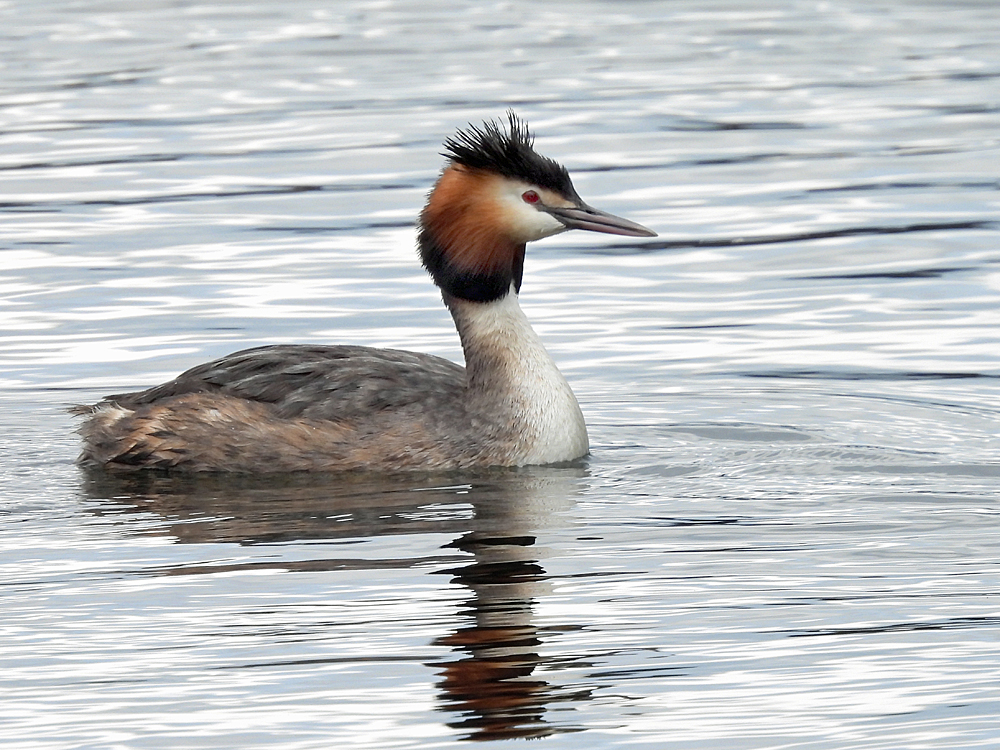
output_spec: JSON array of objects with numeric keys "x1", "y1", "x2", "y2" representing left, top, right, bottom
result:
[{"x1": 442, "y1": 111, "x2": 578, "y2": 199}]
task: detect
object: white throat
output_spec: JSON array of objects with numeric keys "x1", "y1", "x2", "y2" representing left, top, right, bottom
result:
[{"x1": 449, "y1": 289, "x2": 589, "y2": 465}]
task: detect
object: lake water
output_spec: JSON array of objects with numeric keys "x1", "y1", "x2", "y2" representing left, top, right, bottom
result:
[{"x1": 2, "y1": 1, "x2": 1000, "y2": 747}]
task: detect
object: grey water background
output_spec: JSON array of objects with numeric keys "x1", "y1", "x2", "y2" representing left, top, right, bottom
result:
[{"x1": 3, "y1": 1, "x2": 1000, "y2": 747}]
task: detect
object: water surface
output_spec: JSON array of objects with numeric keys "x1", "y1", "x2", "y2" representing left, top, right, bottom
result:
[{"x1": 2, "y1": 1, "x2": 999, "y2": 748}]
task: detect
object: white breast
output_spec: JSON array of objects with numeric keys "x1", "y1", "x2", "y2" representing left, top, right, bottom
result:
[{"x1": 452, "y1": 290, "x2": 589, "y2": 465}]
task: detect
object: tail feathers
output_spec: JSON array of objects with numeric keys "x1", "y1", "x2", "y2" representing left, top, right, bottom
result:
[{"x1": 75, "y1": 401, "x2": 191, "y2": 469}]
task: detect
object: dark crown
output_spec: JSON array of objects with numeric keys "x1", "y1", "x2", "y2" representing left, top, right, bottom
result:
[{"x1": 442, "y1": 111, "x2": 579, "y2": 199}]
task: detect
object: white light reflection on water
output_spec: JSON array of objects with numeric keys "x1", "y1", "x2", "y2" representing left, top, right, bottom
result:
[{"x1": 2, "y1": 0, "x2": 1000, "y2": 748}]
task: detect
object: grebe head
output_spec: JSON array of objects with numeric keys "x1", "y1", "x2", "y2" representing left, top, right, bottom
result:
[{"x1": 419, "y1": 112, "x2": 656, "y2": 303}]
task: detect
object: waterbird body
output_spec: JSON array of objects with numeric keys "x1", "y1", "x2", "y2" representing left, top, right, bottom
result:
[{"x1": 75, "y1": 113, "x2": 656, "y2": 472}]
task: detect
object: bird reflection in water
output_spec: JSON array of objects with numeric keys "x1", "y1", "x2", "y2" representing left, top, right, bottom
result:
[
  {"x1": 79, "y1": 466, "x2": 590, "y2": 740},
  {"x1": 435, "y1": 531, "x2": 588, "y2": 741},
  {"x1": 432, "y1": 468, "x2": 595, "y2": 741}
]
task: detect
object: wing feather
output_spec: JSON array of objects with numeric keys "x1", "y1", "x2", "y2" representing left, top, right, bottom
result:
[{"x1": 103, "y1": 345, "x2": 466, "y2": 421}]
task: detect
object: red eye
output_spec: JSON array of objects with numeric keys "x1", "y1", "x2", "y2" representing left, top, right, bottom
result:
[{"x1": 522, "y1": 190, "x2": 540, "y2": 204}]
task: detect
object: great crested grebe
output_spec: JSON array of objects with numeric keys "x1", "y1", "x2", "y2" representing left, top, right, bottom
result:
[{"x1": 75, "y1": 113, "x2": 656, "y2": 472}]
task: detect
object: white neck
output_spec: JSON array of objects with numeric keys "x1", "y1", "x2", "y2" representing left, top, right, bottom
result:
[{"x1": 447, "y1": 290, "x2": 589, "y2": 465}]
